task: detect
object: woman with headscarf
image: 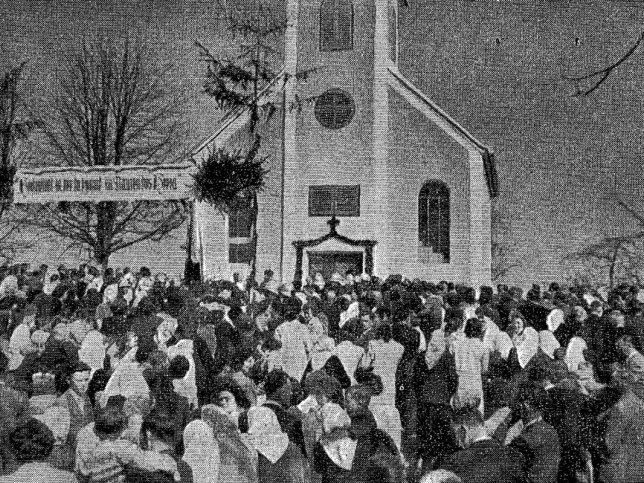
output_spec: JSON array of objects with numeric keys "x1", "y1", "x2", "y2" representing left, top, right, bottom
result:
[
  {"x1": 243, "y1": 406, "x2": 306, "y2": 483},
  {"x1": 201, "y1": 404, "x2": 258, "y2": 483},
  {"x1": 101, "y1": 339, "x2": 151, "y2": 405},
  {"x1": 362, "y1": 323, "x2": 404, "y2": 451},
  {"x1": 302, "y1": 323, "x2": 350, "y2": 390},
  {"x1": 182, "y1": 419, "x2": 221, "y2": 483},
  {"x1": 507, "y1": 313, "x2": 539, "y2": 374},
  {"x1": 413, "y1": 328, "x2": 458, "y2": 473},
  {"x1": 313, "y1": 403, "x2": 403, "y2": 483},
  {"x1": 78, "y1": 329, "x2": 106, "y2": 376},
  {"x1": 334, "y1": 319, "x2": 366, "y2": 386},
  {"x1": 34, "y1": 405, "x2": 73, "y2": 471},
  {"x1": 167, "y1": 338, "x2": 199, "y2": 408}
]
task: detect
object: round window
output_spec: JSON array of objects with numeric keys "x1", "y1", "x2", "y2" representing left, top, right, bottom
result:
[{"x1": 314, "y1": 88, "x2": 356, "y2": 130}]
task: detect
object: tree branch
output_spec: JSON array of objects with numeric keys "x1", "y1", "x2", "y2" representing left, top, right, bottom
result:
[{"x1": 565, "y1": 30, "x2": 644, "y2": 96}]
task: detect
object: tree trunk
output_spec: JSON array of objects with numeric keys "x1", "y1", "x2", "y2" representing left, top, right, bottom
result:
[
  {"x1": 250, "y1": 191, "x2": 259, "y2": 281},
  {"x1": 609, "y1": 243, "x2": 619, "y2": 289}
]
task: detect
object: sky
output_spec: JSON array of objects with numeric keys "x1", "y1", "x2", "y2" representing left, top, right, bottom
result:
[{"x1": 2, "y1": 0, "x2": 644, "y2": 286}]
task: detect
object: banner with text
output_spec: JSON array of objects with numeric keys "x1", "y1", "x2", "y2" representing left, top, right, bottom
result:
[{"x1": 13, "y1": 164, "x2": 196, "y2": 203}]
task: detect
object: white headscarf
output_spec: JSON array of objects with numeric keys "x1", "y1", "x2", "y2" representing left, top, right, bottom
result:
[
  {"x1": 168, "y1": 339, "x2": 198, "y2": 408},
  {"x1": 245, "y1": 406, "x2": 289, "y2": 464},
  {"x1": 565, "y1": 336, "x2": 588, "y2": 372},
  {"x1": 546, "y1": 308, "x2": 565, "y2": 333},
  {"x1": 79, "y1": 330, "x2": 106, "y2": 373},
  {"x1": 320, "y1": 403, "x2": 356, "y2": 470},
  {"x1": 311, "y1": 336, "x2": 335, "y2": 372},
  {"x1": 182, "y1": 420, "x2": 220, "y2": 483},
  {"x1": 34, "y1": 406, "x2": 70, "y2": 444},
  {"x1": 339, "y1": 301, "x2": 359, "y2": 329},
  {"x1": 539, "y1": 330, "x2": 560, "y2": 359}
]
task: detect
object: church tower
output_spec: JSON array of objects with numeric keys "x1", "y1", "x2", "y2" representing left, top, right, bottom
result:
[{"x1": 282, "y1": 0, "x2": 403, "y2": 280}]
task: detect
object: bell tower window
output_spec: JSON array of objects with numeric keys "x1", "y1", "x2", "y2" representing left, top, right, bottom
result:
[{"x1": 320, "y1": 0, "x2": 354, "y2": 51}]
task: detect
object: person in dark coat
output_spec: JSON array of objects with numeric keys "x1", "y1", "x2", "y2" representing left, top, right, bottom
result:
[
  {"x1": 414, "y1": 328, "x2": 458, "y2": 472},
  {"x1": 345, "y1": 384, "x2": 379, "y2": 439},
  {"x1": 440, "y1": 404, "x2": 526, "y2": 483},
  {"x1": 314, "y1": 403, "x2": 404, "y2": 483},
  {"x1": 509, "y1": 384, "x2": 560, "y2": 483},
  {"x1": 260, "y1": 369, "x2": 306, "y2": 455},
  {"x1": 0, "y1": 352, "x2": 30, "y2": 475}
]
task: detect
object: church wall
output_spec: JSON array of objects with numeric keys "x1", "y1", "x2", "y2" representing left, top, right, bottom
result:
[{"x1": 386, "y1": 88, "x2": 472, "y2": 282}]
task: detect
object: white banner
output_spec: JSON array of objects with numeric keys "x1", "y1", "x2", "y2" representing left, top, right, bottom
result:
[{"x1": 13, "y1": 164, "x2": 196, "y2": 203}]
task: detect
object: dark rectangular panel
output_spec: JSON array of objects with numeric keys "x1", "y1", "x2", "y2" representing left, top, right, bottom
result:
[{"x1": 308, "y1": 185, "x2": 360, "y2": 217}]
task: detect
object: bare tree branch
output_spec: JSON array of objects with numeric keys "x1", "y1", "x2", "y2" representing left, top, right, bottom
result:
[
  {"x1": 23, "y1": 38, "x2": 188, "y2": 268},
  {"x1": 565, "y1": 30, "x2": 644, "y2": 96}
]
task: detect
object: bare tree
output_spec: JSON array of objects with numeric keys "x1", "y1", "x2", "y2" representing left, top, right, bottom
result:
[
  {"x1": 25, "y1": 38, "x2": 188, "y2": 269},
  {"x1": 0, "y1": 63, "x2": 41, "y2": 263},
  {"x1": 563, "y1": 233, "x2": 644, "y2": 288},
  {"x1": 491, "y1": 203, "x2": 521, "y2": 282}
]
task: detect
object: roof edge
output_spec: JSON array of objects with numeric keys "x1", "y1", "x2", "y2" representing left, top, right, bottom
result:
[{"x1": 387, "y1": 67, "x2": 499, "y2": 197}]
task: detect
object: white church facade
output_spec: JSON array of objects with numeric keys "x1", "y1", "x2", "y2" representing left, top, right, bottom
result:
[{"x1": 191, "y1": 0, "x2": 499, "y2": 287}]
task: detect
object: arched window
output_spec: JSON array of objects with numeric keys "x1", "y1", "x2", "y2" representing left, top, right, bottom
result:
[
  {"x1": 419, "y1": 181, "x2": 450, "y2": 262},
  {"x1": 320, "y1": 0, "x2": 354, "y2": 51}
]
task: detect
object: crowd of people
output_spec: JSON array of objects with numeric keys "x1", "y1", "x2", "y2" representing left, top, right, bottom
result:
[{"x1": 1, "y1": 261, "x2": 644, "y2": 482}]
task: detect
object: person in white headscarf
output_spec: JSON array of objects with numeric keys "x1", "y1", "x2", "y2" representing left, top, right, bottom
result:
[
  {"x1": 201, "y1": 404, "x2": 258, "y2": 483},
  {"x1": 182, "y1": 419, "x2": 220, "y2": 483},
  {"x1": 167, "y1": 339, "x2": 199, "y2": 408},
  {"x1": 34, "y1": 406, "x2": 73, "y2": 470},
  {"x1": 78, "y1": 330, "x2": 106, "y2": 375},
  {"x1": 333, "y1": 320, "x2": 365, "y2": 386},
  {"x1": 8, "y1": 306, "x2": 37, "y2": 370},
  {"x1": 244, "y1": 406, "x2": 306, "y2": 483},
  {"x1": 546, "y1": 307, "x2": 565, "y2": 334},
  {"x1": 508, "y1": 313, "x2": 539, "y2": 370},
  {"x1": 363, "y1": 323, "x2": 404, "y2": 451},
  {"x1": 101, "y1": 336, "x2": 149, "y2": 405},
  {"x1": 538, "y1": 329, "x2": 561, "y2": 359},
  {"x1": 274, "y1": 300, "x2": 311, "y2": 382},
  {"x1": 303, "y1": 322, "x2": 350, "y2": 390}
]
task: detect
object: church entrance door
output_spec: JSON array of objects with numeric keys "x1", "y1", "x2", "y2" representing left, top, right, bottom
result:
[{"x1": 308, "y1": 251, "x2": 363, "y2": 281}]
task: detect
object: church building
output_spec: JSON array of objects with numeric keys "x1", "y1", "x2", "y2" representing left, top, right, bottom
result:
[{"x1": 191, "y1": 0, "x2": 499, "y2": 287}]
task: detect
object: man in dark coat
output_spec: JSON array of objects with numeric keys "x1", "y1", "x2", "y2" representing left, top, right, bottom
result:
[
  {"x1": 440, "y1": 404, "x2": 526, "y2": 483},
  {"x1": 414, "y1": 329, "x2": 459, "y2": 472},
  {"x1": 510, "y1": 384, "x2": 560, "y2": 483}
]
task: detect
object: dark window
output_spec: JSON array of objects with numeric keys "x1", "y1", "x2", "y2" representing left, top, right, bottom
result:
[
  {"x1": 228, "y1": 195, "x2": 254, "y2": 264},
  {"x1": 419, "y1": 181, "x2": 450, "y2": 262},
  {"x1": 320, "y1": 0, "x2": 354, "y2": 51},
  {"x1": 314, "y1": 89, "x2": 356, "y2": 130},
  {"x1": 228, "y1": 195, "x2": 253, "y2": 238},
  {"x1": 228, "y1": 242, "x2": 254, "y2": 264}
]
